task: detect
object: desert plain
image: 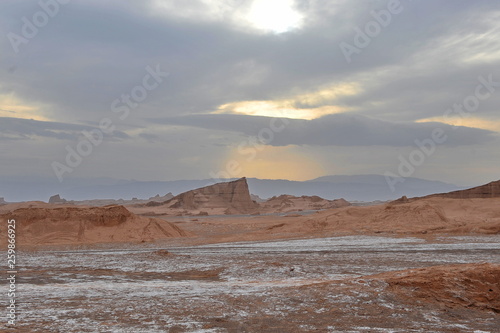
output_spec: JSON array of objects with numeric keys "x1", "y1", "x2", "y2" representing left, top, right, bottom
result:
[{"x1": 1, "y1": 178, "x2": 499, "y2": 332}]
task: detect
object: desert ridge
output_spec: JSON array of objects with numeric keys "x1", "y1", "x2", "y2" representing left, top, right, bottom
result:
[
  {"x1": 263, "y1": 197, "x2": 500, "y2": 237},
  {"x1": 183, "y1": 196, "x2": 500, "y2": 245},
  {"x1": 129, "y1": 177, "x2": 500, "y2": 243},
  {"x1": 47, "y1": 193, "x2": 175, "y2": 207},
  {"x1": 258, "y1": 195, "x2": 350, "y2": 214},
  {"x1": 3, "y1": 177, "x2": 500, "y2": 247},
  {"x1": 0, "y1": 202, "x2": 190, "y2": 246},
  {"x1": 421, "y1": 179, "x2": 500, "y2": 199},
  {"x1": 129, "y1": 177, "x2": 352, "y2": 216}
]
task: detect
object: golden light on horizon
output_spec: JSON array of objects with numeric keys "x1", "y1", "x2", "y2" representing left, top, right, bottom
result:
[
  {"x1": 416, "y1": 117, "x2": 500, "y2": 132},
  {"x1": 0, "y1": 94, "x2": 49, "y2": 121},
  {"x1": 215, "y1": 100, "x2": 346, "y2": 120},
  {"x1": 214, "y1": 82, "x2": 360, "y2": 120},
  {"x1": 223, "y1": 145, "x2": 325, "y2": 181},
  {"x1": 293, "y1": 82, "x2": 360, "y2": 108}
]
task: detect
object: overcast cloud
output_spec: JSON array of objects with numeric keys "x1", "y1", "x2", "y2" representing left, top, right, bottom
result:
[
  {"x1": 151, "y1": 113, "x2": 497, "y2": 147},
  {"x1": 1, "y1": 0, "x2": 499, "y2": 187}
]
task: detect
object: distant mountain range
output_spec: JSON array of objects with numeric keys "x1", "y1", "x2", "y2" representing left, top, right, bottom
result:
[
  {"x1": 247, "y1": 175, "x2": 464, "y2": 202},
  {"x1": 0, "y1": 174, "x2": 466, "y2": 202}
]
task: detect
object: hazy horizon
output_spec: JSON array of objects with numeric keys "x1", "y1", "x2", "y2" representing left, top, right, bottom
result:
[
  {"x1": 1, "y1": 172, "x2": 485, "y2": 187},
  {"x1": 0, "y1": 173, "x2": 477, "y2": 203}
]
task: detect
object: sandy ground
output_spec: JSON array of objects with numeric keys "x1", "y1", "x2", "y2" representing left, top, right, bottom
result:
[
  {"x1": 2, "y1": 197, "x2": 499, "y2": 247},
  {"x1": 150, "y1": 197, "x2": 500, "y2": 247},
  {"x1": 1, "y1": 197, "x2": 500, "y2": 332}
]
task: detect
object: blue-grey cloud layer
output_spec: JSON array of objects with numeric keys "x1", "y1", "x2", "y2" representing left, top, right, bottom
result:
[
  {"x1": 1, "y1": 0, "x2": 499, "y2": 184},
  {"x1": 2, "y1": 0, "x2": 499, "y2": 121},
  {"x1": 0, "y1": 117, "x2": 128, "y2": 141},
  {"x1": 150, "y1": 113, "x2": 496, "y2": 147}
]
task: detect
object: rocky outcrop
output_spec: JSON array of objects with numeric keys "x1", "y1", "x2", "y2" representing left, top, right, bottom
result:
[
  {"x1": 149, "y1": 193, "x2": 174, "y2": 202},
  {"x1": 368, "y1": 263, "x2": 500, "y2": 312},
  {"x1": 129, "y1": 178, "x2": 354, "y2": 216},
  {"x1": 260, "y1": 197, "x2": 500, "y2": 237},
  {"x1": 49, "y1": 194, "x2": 67, "y2": 204},
  {"x1": 163, "y1": 178, "x2": 258, "y2": 215},
  {"x1": 144, "y1": 193, "x2": 175, "y2": 207},
  {"x1": 0, "y1": 203, "x2": 189, "y2": 246},
  {"x1": 45, "y1": 193, "x2": 176, "y2": 207},
  {"x1": 391, "y1": 195, "x2": 409, "y2": 204},
  {"x1": 250, "y1": 194, "x2": 265, "y2": 203},
  {"x1": 259, "y1": 195, "x2": 350, "y2": 214},
  {"x1": 13, "y1": 205, "x2": 132, "y2": 227},
  {"x1": 422, "y1": 180, "x2": 500, "y2": 199}
]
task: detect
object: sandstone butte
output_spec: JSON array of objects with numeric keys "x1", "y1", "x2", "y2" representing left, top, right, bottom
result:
[
  {"x1": 160, "y1": 177, "x2": 259, "y2": 215},
  {"x1": 0, "y1": 203, "x2": 189, "y2": 246},
  {"x1": 138, "y1": 177, "x2": 352, "y2": 216}
]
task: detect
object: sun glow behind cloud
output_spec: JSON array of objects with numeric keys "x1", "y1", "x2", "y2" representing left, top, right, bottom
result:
[
  {"x1": 224, "y1": 145, "x2": 325, "y2": 181},
  {"x1": 215, "y1": 100, "x2": 345, "y2": 120},
  {"x1": 246, "y1": 0, "x2": 303, "y2": 33},
  {"x1": 214, "y1": 82, "x2": 359, "y2": 120},
  {"x1": 417, "y1": 117, "x2": 500, "y2": 133},
  {"x1": 150, "y1": 0, "x2": 304, "y2": 34},
  {"x1": 0, "y1": 94, "x2": 48, "y2": 121}
]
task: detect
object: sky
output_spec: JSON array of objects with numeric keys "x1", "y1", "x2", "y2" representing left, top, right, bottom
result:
[{"x1": 0, "y1": 0, "x2": 499, "y2": 187}]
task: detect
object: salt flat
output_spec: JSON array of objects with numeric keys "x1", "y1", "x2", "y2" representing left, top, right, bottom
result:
[{"x1": 3, "y1": 235, "x2": 500, "y2": 332}]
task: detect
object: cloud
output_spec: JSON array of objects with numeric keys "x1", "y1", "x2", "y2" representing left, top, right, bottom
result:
[
  {"x1": 0, "y1": 0, "x2": 497, "y2": 129},
  {"x1": 149, "y1": 113, "x2": 497, "y2": 147},
  {"x1": 0, "y1": 117, "x2": 128, "y2": 141},
  {"x1": 138, "y1": 132, "x2": 159, "y2": 143},
  {"x1": 1, "y1": 0, "x2": 500, "y2": 185}
]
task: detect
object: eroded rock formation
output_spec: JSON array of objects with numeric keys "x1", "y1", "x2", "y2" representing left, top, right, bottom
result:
[
  {"x1": 423, "y1": 180, "x2": 500, "y2": 199},
  {"x1": 49, "y1": 194, "x2": 67, "y2": 204},
  {"x1": 368, "y1": 263, "x2": 500, "y2": 312},
  {"x1": 162, "y1": 177, "x2": 258, "y2": 215},
  {"x1": 259, "y1": 195, "x2": 350, "y2": 213},
  {"x1": 0, "y1": 203, "x2": 189, "y2": 245}
]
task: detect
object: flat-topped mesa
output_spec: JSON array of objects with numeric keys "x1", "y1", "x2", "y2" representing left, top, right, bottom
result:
[
  {"x1": 163, "y1": 177, "x2": 258, "y2": 214},
  {"x1": 423, "y1": 180, "x2": 500, "y2": 199}
]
